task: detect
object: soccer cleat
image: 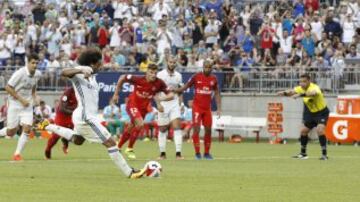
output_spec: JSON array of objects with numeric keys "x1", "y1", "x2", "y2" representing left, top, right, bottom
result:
[
  {"x1": 38, "y1": 119, "x2": 50, "y2": 130},
  {"x1": 292, "y1": 153, "x2": 309, "y2": 160},
  {"x1": 195, "y1": 153, "x2": 202, "y2": 160},
  {"x1": 125, "y1": 148, "x2": 136, "y2": 159},
  {"x1": 12, "y1": 154, "x2": 23, "y2": 161},
  {"x1": 319, "y1": 155, "x2": 329, "y2": 160},
  {"x1": 203, "y1": 153, "x2": 213, "y2": 160},
  {"x1": 175, "y1": 152, "x2": 184, "y2": 160},
  {"x1": 45, "y1": 150, "x2": 51, "y2": 160},
  {"x1": 143, "y1": 137, "x2": 150, "y2": 142},
  {"x1": 157, "y1": 152, "x2": 166, "y2": 160},
  {"x1": 129, "y1": 168, "x2": 146, "y2": 179}
]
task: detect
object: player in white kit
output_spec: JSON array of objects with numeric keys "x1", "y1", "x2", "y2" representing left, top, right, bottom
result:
[
  {"x1": 38, "y1": 48, "x2": 145, "y2": 178},
  {"x1": 0, "y1": 53, "x2": 41, "y2": 161},
  {"x1": 156, "y1": 56, "x2": 184, "y2": 159}
]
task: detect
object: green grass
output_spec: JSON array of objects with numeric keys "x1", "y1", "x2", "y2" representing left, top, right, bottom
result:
[{"x1": 0, "y1": 138, "x2": 360, "y2": 202}]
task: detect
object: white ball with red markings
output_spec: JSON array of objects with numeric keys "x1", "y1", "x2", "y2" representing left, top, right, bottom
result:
[{"x1": 144, "y1": 161, "x2": 162, "y2": 178}]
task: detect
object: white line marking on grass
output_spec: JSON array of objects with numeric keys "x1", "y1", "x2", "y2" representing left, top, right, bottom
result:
[{"x1": 1, "y1": 155, "x2": 360, "y2": 163}]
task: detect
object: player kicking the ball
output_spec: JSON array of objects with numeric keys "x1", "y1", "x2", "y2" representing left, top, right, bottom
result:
[
  {"x1": 156, "y1": 56, "x2": 184, "y2": 160},
  {"x1": 38, "y1": 48, "x2": 145, "y2": 178},
  {"x1": 113, "y1": 63, "x2": 174, "y2": 159},
  {"x1": 174, "y1": 60, "x2": 221, "y2": 160}
]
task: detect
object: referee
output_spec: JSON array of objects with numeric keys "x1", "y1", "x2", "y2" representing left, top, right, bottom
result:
[{"x1": 278, "y1": 74, "x2": 329, "y2": 160}]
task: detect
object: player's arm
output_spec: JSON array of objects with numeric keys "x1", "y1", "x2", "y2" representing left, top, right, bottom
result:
[
  {"x1": 174, "y1": 80, "x2": 192, "y2": 94},
  {"x1": 113, "y1": 75, "x2": 129, "y2": 104},
  {"x1": 4, "y1": 85, "x2": 29, "y2": 107},
  {"x1": 277, "y1": 89, "x2": 297, "y2": 97},
  {"x1": 32, "y1": 86, "x2": 40, "y2": 106},
  {"x1": 61, "y1": 67, "x2": 92, "y2": 78},
  {"x1": 214, "y1": 84, "x2": 221, "y2": 117}
]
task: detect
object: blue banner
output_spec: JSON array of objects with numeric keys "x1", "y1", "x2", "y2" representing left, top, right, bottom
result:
[{"x1": 96, "y1": 72, "x2": 224, "y2": 110}]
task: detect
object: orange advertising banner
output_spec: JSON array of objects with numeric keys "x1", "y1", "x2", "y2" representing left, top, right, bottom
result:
[{"x1": 325, "y1": 115, "x2": 360, "y2": 143}]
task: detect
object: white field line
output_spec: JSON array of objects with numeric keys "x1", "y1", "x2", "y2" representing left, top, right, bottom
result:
[{"x1": 1, "y1": 155, "x2": 360, "y2": 163}]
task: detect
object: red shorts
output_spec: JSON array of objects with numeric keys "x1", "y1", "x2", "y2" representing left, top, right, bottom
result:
[
  {"x1": 54, "y1": 115, "x2": 74, "y2": 129},
  {"x1": 192, "y1": 106, "x2": 212, "y2": 128},
  {"x1": 126, "y1": 103, "x2": 147, "y2": 124}
]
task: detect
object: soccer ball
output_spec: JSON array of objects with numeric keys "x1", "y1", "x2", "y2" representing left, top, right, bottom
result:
[{"x1": 144, "y1": 161, "x2": 162, "y2": 178}]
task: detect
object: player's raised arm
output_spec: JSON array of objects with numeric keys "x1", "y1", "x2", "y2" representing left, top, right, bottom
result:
[
  {"x1": 61, "y1": 67, "x2": 93, "y2": 78},
  {"x1": 174, "y1": 78, "x2": 194, "y2": 94}
]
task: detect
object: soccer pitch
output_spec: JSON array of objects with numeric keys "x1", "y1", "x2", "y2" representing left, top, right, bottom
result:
[{"x1": 0, "y1": 139, "x2": 359, "y2": 202}]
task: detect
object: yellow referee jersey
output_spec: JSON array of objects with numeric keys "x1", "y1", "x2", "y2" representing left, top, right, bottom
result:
[{"x1": 294, "y1": 83, "x2": 327, "y2": 113}]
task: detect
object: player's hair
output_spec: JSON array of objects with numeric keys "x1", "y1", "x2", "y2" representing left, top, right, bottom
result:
[
  {"x1": 148, "y1": 63, "x2": 158, "y2": 70},
  {"x1": 300, "y1": 74, "x2": 311, "y2": 81},
  {"x1": 27, "y1": 53, "x2": 39, "y2": 62},
  {"x1": 77, "y1": 47, "x2": 102, "y2": 66}
]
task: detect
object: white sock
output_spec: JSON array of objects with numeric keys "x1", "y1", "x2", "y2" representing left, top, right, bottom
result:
[
  {"x1": 14, "y1": 132, "x2": 29, "y2": 155},
  {"x1": 107, "y1": 146, "x2": 132, "y2": 176},
  {"x1": 158, "y1": 130, "x2": 167, "y2": 153},
  {"x1": 45, "y1": 124, "x2": 75, "y2": 140},
  {"x1": 174, "y1": 129, "x2": 183, "y2": 153},
  {"x1": 0, "y1": 127, "x2": 7, "y2": 137}
]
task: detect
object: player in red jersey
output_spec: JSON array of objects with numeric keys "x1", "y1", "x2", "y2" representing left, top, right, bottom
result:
[
  {"x1": 112, "y1": 64, "x2": 174, "y2": 159},
  {"x1": 44, "y1": 87, "x2": 85, "y2": 159},
  {"x1": 175, "y1": 60, "x2": 221, "y2": 160}
]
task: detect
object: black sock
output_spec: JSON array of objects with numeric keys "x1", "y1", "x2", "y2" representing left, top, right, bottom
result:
[
  {"x1": 176, "y1": 152, "x2": 181, "y2": 156},
  {"x1": 160, "y1": 152, "x2": 166, "y2": 156},
  {"x1": 318, "y1": 135, "x2": 327, "y2": 156},
  {"x1": 300, "y1": 135, "x2": 308, "y2": 155}
]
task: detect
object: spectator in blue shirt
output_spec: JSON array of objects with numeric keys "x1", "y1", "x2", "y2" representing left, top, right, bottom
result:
[
  {"x1": 293, "y1": 0, "x2": 305, "y2": 18},
  {"x1": 301, "y1": 28, "x2": 315, "y2": 57},
  {"x1": 204, "y1": 0, "x2": 223, "y2": 18}
]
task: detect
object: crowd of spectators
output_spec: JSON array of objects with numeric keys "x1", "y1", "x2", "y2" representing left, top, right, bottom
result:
[{"x1": 0, "y1": 0, "x2": 360, "y2": 89}]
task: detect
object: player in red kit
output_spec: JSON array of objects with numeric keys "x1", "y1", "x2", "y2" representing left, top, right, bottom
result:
[
  {"x1": 44, "y1": 87, "x2": 79, "y2": 159},
  {"x1": 112, "y1": 64, "x2": 174, "y2": 159},
  {"x1": 175, "y1": 60, "x2": 221, "y2": 160}
]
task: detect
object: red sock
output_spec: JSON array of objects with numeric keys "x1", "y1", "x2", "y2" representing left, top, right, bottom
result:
[
  {"x1": 168, "y1": 128, "x2": 174, "y2": 140},
  {"x1": 128, "y1": 127, "x2": 141, "y2": 149},
  {"x1": 46, "y1": 134, "x2": 60, "y2": 152},
  {"x1": 118, "y1": 127, "x2": 131, "y2": 149},
  {"x1": 204, "y1": 132, "x2": 212, "y2": 154},
  {"x1": 192, "y1": 132, "x2": 200, "y2": 154}
]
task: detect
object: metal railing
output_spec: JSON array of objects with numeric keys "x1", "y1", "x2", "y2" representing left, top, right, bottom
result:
[{"x1": 1, "y1": 66, "x2": 360, "y2": 94}]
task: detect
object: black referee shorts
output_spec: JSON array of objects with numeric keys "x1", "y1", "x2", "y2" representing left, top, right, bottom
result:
[{"x1": 302, "y1": 106, "x2": 330, "y2": 130}]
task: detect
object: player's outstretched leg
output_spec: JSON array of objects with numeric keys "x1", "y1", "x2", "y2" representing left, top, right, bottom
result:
[
  {"x1": 38, "y1": 120, "x2": 75, "y2": 141},
  {"x1": 13, "y1": 124, "x2": 32, "y2": 161}
]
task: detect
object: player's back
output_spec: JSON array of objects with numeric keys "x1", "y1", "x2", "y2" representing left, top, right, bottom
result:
[{"x1": 70, "y1": 67, "x2": 99, "y2": 123}]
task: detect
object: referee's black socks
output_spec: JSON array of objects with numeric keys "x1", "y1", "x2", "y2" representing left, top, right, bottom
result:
[
  {"x1": 300, "y1": 135, "x2": 308, "y2": 155},
  {"x1": 318, "y1": 135, "x2": 327, "y2": 156}
]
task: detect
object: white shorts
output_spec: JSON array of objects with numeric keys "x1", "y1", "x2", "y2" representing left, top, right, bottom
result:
[
  {"x1": 157, "y1": 104, "x2": 181, "y2": 126},
  {"x1": 7, "y1": 105, "x2": 33, "y2": 129},
  {"x1": 74, "y1": 118, "x2": 111, "y2": 143}
]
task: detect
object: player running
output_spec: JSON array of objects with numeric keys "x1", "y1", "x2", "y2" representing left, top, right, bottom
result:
[
  {"x1": 174, "y1": 60, "x2": 221, "y2": 160},
  {"x1": 0, "y1": 53, "x2": 41, "y2": 161},
  {"x1": 112, "y1": 63, "x2": 174, "y2": 159}
]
